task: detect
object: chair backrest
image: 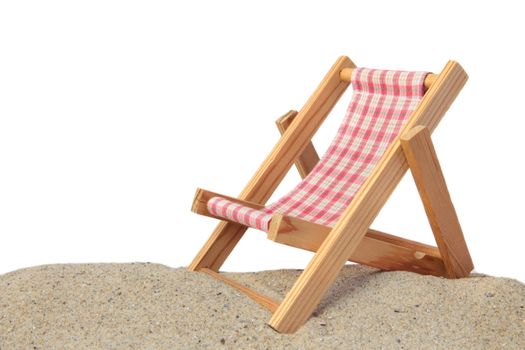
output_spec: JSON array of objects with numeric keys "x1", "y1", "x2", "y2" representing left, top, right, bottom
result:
[{"x1": 264, "y1": 68, "x2": 428, "y2": 226}]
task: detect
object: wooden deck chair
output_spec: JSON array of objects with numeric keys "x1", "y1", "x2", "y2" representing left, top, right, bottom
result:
[{"x1": 189, "y1": 56, "x2": 473, "y2": 333}]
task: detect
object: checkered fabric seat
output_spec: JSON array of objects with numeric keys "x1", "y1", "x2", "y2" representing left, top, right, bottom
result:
[{"x1": 208, "y1": 68, "x2": 428, "y2": 232}]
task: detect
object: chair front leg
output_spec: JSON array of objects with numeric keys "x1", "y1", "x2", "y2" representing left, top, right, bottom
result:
[{"x1": 401, "y1": 125, "x2": 473, "y2": 278}]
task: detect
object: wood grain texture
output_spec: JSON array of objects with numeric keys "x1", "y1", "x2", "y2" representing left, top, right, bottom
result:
[
  {"x1": 189, "y1": 56, "x2": 356, "y2": 272},
  {"x1": 275, "y1": 110, "x2": 320, "y2": 178},
  {"x1": 401, "y1": 126, "x2": 473, "y2": 278},
  {"x1": 200, "y1": 268, "x2": 279, "y2": 313},
  {"x1": 191, "y1": 188, "x2": 264, "y2": 219},
  {"x1": 268, "y1": 214, "x2": 446, "y2": 276},
  {"x1": 268, "y1": 61, "x2": 468, "y2": 333},
  {"x1": 340, "y1": 68, "x2": 437, "y2": 90},
  {"x1": 193, "y1": 187, "x2": 446, "y2": 277}
]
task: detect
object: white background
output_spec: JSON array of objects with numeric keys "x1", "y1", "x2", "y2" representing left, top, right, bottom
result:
[{"x1": 1, "y1": 1, "x2": 524, "y2": 282}]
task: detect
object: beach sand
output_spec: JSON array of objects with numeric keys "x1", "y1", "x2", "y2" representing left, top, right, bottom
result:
[{"x1": 1, "y1": 263, "x2": 523, "y2": 349}]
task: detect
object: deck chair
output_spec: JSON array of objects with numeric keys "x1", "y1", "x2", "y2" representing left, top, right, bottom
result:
[{"x1": 189, "y1": 56, "x2": 473, "y2": 333}]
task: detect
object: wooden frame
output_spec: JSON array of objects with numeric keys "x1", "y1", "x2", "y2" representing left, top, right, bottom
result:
[
  {"x1": 189, "y1": 56, "x2": 473, "y2": 333},
  {"x1": 189, "y1": 56, "x2": 356, "y2": 272},
  {"x1": 192, "y1": 188, "x2": 446, "y2": 277},
  {"x1": 275, "y1": 110, "x2": 320, "y2": 178},
  {"x1": 401, "y1": 126, "x2": 473, "y2": 278}
]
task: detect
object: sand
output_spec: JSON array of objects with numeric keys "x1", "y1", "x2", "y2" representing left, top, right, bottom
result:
[{"x1": 0, "y1": 263, "x2": 523, "y2": 349}]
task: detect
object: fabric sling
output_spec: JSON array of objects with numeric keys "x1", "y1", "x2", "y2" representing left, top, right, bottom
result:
[{"x1": 207, "y1": 68, "x2": 428, "y2": 232}]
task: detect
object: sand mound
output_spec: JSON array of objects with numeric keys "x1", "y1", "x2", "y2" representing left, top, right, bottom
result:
[{"x1": 0, "y1": 263, "x2": 523, "y2": 349}]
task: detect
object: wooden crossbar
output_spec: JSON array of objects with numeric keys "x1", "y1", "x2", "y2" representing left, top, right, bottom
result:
[
  {"x1": 268, "y1": 214, "x2": 446, "y2": 276},
  {"x1": 199, "y1": 268, "x2": 280, "y2": 313}
]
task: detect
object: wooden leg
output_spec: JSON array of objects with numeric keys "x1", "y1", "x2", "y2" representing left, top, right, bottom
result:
[
  {"x1": 401, "y1": 126, "x2": 473, "y2": 278},
  {"x1": 189, "y1": 222, "x2": 249, "y2": 272},
  {"x1": 268, "y1": 219, "x2": 369, "y2": 333}
]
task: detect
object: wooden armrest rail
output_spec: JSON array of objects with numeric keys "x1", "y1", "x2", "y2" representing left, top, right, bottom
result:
[{"x1": 192, "y1": 188, "x2": 264, "y2": 219}]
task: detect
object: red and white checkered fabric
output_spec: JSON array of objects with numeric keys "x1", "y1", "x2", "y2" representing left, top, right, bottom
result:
[
  {"x1": 208, "y1": 68, "x2": 428, "y2": 232},
  {"x1": 207, "y1": 196, "x2": 270, "y2": 230}
]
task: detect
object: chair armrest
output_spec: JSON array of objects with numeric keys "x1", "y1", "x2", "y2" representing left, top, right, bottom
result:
[{"x1": 191, "y1": 188, "x2": 264, "y2": 219}]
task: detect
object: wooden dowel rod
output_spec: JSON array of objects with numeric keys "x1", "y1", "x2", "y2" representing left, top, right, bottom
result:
[{"x1": 340, "y1": 68, "x2": 437, "y2": 90}]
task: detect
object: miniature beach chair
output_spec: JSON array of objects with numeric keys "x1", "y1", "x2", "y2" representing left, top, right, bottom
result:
[{"x1": 189, "y1": 56, "x2": 473, "y2": 333}]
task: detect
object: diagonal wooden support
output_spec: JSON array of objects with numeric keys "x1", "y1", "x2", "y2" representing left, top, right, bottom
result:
[
  {"x1": 275, "y1": 110, "x2": 320, "y2": 178},
  {"x1": 401, "y1": 125, "x2": 473, "y2": 278},
  {"x1": 268, "y1": 61, "x2": 469, "y2": 333},
  {"x1": 189, "y1": 56, "x2": 356, "y2": 272}
]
